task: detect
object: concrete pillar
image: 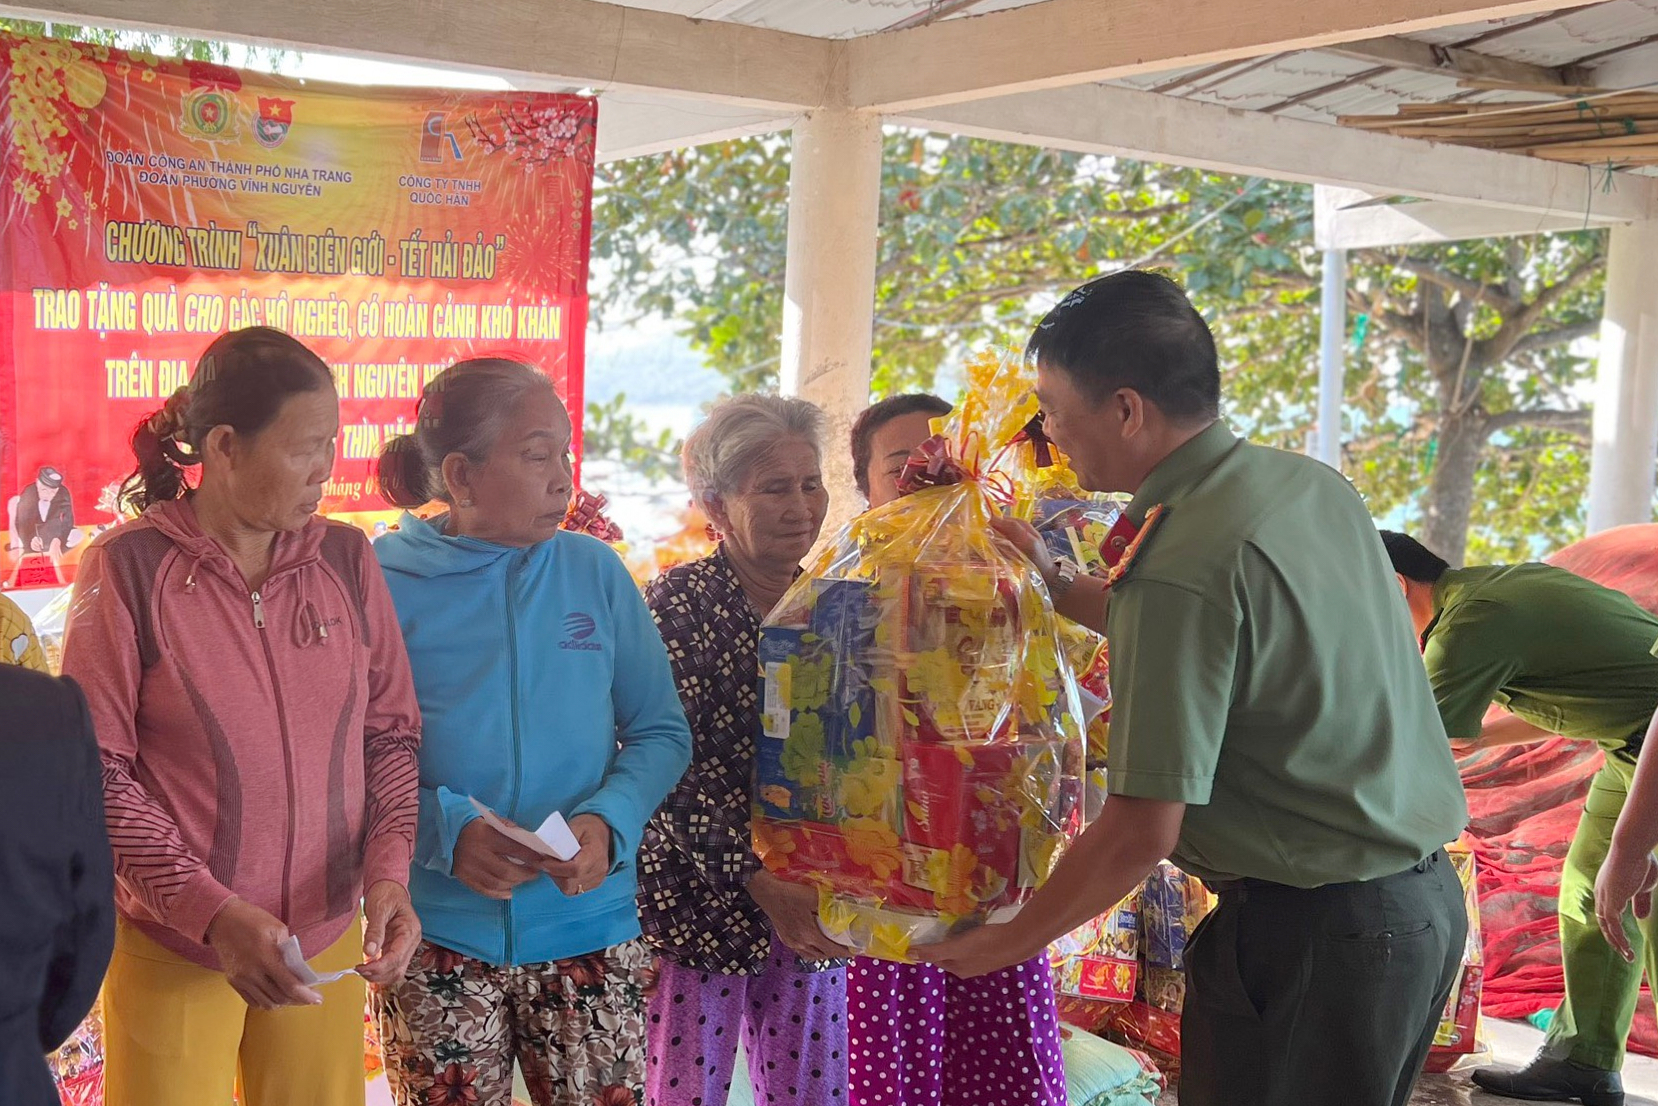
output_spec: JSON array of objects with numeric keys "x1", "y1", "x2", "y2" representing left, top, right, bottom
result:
[
  {"x1": 780, "y1": 108, "x2": 882, "y2": 528},
  {"x1": 1586, "y1": 220, "x2": 1658, "y2": 533},
  {"x1": 1316, "y1": 248, "x2": 1346, "y2": 471}
]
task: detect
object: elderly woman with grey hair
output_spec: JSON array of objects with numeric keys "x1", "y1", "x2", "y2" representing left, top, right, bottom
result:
[{"x1": 639, "y1": 394, "x2": 851, "y2": 1106}]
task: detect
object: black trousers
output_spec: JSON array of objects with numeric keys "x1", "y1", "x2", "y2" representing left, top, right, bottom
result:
[{"x1": 1178, "y1": 849, "x2": 1468, "y2": 1106}]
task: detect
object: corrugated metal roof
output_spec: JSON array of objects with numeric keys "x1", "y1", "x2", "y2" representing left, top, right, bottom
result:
[
  {"x1": 621, "y1": 0, "x2": 1657, "y2": 84},
  {"x1": 603, "y1": 0, "x2": 1658, "y2": 177},
  {"x1": 1443, "y1": 0, "x2": 1658, "y2": 66},
  {"x1": 1403, "y1": 14, "x2": 1551, "y2": 47},
  {"x1": 617, "y1": 0, "x2": 1658, "y2": 64},
  {"x1": 602, "y1": 0, "x2": 1041, "y2": 36},
  {"x1": 1097, "y1": 0, "x2": 1657, "y2": 130}
]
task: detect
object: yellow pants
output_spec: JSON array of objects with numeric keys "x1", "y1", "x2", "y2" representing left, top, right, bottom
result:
[{"x1": 102, "y1": 917, "x2": 367, "y2": 1106}]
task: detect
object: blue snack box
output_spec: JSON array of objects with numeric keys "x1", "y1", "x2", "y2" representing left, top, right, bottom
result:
[
  {"x1": 756, "y1": 627, "x2": 832, "y2": 821},
  {"x1": 806, "y1": 579, "x2": 881, "y2": 761}
]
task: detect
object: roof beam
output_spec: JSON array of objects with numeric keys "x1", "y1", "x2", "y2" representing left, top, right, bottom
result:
[
  {"x1": 892, "y1": 82, "x2": 1658, "y2": 221},
  {"x1": 1314, "y1": 186, "x2": 1621, "y2": 249},
  {"x1": 847, "y1": 0, "x2": 1601, "y2": 111},
  {"x1": 0, "y1": 0, "x2": 842, "y2": 110},
  {"x1": 1321, "y1": 34, "x2": 1593, "y2": 89},
  {"x1": 596, "y1": 93, "x2": 792, "y2": 162}
]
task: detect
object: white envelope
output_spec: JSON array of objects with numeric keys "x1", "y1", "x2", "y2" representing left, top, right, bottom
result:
[
  {"x1": 278, "y1": 935, "x2": 358, "y2": 987},
  {"x1": 466, "y1": 797, "x2": 581, "y2": 862}
]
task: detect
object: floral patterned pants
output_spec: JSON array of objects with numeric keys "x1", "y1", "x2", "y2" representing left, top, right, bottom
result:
[{"x1": 372, "y1": 937, "x2": 656, "y2": 1106}]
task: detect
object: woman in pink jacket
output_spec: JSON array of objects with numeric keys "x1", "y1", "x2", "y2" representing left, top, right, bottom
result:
[{"x1": 62, "y1": 327, "x2": 423, "y2": 1106}]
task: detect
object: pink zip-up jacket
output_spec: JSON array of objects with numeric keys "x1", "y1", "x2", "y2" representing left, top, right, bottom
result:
[{"x1": 61, "y1": 498, "x2": 421, "y2": 969}]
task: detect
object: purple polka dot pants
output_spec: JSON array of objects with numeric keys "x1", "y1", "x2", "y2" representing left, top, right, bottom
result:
[
  {"x1": 847, "y1": 954, "x2": 1067, "y2": 1106},
  {"x1": 644, "y1": 935, "x2": 848, "y2": 1106}
]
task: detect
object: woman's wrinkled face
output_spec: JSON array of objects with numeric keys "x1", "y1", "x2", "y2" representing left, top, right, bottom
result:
[
  {"x1": 447, "y1": 388, "x2": 574, "y2": 548},
  {"x1": 711, "y1": 435, "x2": 829, "y2": 567},
  {"x1": 208, "y1": 388, "x2": 339, "y2": 532}
]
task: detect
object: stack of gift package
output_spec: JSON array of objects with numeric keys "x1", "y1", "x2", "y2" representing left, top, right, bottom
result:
[
  {"x1": 1049, "y1": 846, "x2": 1485, "y2": 1076},
  {"x1": 1425, "y1": 839, "x2": 1487, "y2": 1071},
  {"x1": 1049, "y1": 887, "x2": 1142, "y2": 1006},
  {"x1": 1049, "y1": 860, "x2": 1214, "y2": 1064}
]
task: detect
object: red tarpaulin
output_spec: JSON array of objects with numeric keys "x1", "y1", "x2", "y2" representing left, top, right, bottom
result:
[{"x1": 1468, "y1": 523, "x2": 1658, "y2": 1054}]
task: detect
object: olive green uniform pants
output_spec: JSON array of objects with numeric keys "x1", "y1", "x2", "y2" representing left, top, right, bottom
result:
[
  {"x1": 1179, "y1": 850, "x2": 1467, "y2": 1106},
  {"x1": 1546, "y1": 755, "x2": 1658, "y2": 1072}
]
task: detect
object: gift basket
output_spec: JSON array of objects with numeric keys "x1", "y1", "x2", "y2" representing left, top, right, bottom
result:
[
  {"x1": 1004, "y1": 415, "x2": 1126, "y2": 767},
  {"x1": 751, "y1": 349, "x2": 1087, "y2": 962},
  {"x1": 1005, "y1": 415, "x2": 1125, "y2": 581}
]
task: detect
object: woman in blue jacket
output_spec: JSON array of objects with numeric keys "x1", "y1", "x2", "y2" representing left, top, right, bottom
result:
[{"x1": 371, "y1": 358, "x2": 692, "y2": 1106}]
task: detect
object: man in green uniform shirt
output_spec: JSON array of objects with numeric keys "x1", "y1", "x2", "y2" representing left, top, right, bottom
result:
[
  {"x1": 1385, "y1": 530, "x2": 1658, "y2": 1106},
  {"x1": 918, "y1": 271, "x2": 1469, "y2": 1106}
]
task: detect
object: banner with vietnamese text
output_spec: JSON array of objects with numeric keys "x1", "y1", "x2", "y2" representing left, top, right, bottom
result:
[{"x1": 0, "y1": 36, "x2": 595, "y2": 588}]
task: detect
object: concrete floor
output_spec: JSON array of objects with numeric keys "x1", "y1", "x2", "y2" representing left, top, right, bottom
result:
[
  {"x1": 368, "y1": 1015, "x2": 1658, "y2": 1105},
  {"x1": 1156, "y1": 1020, "x2": 1658, "y2": 1105}
]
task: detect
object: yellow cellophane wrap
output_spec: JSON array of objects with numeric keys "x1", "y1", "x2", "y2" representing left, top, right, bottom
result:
[
  {"x1": 752, "y1": 350, "x2": 1087, "y2": 962},
  {"x1": 999, "y1": 375, "x2": 1125, "y2": 768}
]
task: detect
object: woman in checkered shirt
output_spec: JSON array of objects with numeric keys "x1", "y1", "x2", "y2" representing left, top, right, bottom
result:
[{"x1": 638, "y1": 394, "x2": 851, "y2": 1106}]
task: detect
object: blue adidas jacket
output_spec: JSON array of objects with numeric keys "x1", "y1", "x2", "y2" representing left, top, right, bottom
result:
[{"x1": 375, "y1": 513, "x2": 691, "y2": 966}]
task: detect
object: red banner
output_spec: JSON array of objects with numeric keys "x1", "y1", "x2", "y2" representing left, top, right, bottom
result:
[{"x1": 0, "y1": 36, "x2": 595, "y2": 588}]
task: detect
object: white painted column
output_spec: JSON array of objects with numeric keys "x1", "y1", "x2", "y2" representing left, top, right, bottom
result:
[
  {"x1": 1315, "y1": 248, "x2": 1346, "y2": 470},
  {"x1": 1586, "y1": 220, "x2": 1658, "y2": 533},
  {"x1": 780, "y1": 108, "x2": 883, "y2": 527}
]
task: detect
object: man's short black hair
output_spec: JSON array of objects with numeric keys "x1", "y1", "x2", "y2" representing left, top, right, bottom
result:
[
  {"x1": 1025, "y1": 270, "x2": 1220, "y2": 423},
  {"x1": 1380, "y1": 530, "x2": 1451, "y2": 584},
  {"x1": 850, "y1": 393, "x2": 953, "y2": 498}
]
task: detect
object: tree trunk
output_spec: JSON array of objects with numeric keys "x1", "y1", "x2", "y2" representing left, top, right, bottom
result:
[{"x1": 1421, "y1": 410, "x2": 1486, "y2": 567}]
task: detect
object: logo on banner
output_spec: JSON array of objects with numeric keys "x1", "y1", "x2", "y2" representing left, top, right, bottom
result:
[
  {"x1": 419, "y1": 111, "x2": 464, "y2": 162},
  {"x1": 255, "y1": 97, "x2": 295, "y2": 149},
  {"x1": 182, "y1": 88, "x2": 236, "y2": 139}
]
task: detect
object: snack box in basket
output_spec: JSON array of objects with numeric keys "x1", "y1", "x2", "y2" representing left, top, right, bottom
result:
[
  {"x1": 1050, "y1": 893, "x2": 1140, "y2": 1003},
  {"x1": 900, "y1": 738, "x2": 1077, "y2": 913}
]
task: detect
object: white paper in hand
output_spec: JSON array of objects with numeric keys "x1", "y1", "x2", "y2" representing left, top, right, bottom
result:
[
  {"x1": 467, "y1": 797, "x2": 580, "y2": 862},
  {"x1": 277, "y1": 935, "x2": 357, "y2": 986}
]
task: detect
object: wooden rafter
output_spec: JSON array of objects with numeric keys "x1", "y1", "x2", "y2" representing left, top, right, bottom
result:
[
  {"x1": 1323, "y1": 35, "x2": 1592, "y2": 89},
  {"x1": 1340, "y1": 91, "x2": 1658, "y2": 167}
]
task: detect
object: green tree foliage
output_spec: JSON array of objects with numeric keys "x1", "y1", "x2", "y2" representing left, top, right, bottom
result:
[
  {"x1": 0, "y1": 18, "x2": 286, "y2": 65},
  {"x1": 583, "y1": 393, "x2": 682, "y2": 484},
  {"x1": 593, "y1": 133, "x2": 1606, "y2": 565}
]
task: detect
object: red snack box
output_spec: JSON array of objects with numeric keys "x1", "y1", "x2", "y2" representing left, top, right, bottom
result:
[{"x1": 900, "y1": 740, "x2": 1024, "y2": 913}]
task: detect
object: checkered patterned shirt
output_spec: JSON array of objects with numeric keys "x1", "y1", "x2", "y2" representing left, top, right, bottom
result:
[{"x1": 638, "y1": 547, "x2": 842, "y2": 976}]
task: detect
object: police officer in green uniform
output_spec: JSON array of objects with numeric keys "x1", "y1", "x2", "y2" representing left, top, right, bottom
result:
[
  {"x1": 1385, "y1": 530, "x2": 1658, "y2": 1106},
  {"x1": 919, "y1": 271, "x2": 1469, "y2": 1106}
]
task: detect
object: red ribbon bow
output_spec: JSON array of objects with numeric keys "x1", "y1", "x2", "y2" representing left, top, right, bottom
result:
[
  {"x1": 894, "y1": 434, "x2": 972, "y2": 495},
  {"x1": 563, "y1": 489, "x2": 624, "y2": 543},
  {"x1": 1010, "y1": 412, "x2": 1056, "y2": 469}
]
